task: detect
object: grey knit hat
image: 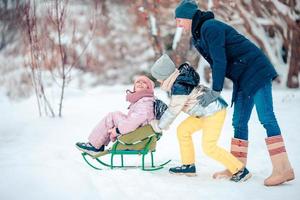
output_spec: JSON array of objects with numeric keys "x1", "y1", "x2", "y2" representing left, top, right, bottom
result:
[
  {"x1": 151, "y1": 54, "x2": 176, "y2": 81},
  {"x1": 175, "y1": 0, "x2": 198, "y2": 19}
]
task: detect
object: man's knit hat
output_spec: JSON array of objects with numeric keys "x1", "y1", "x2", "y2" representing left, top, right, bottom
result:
[
  {"x1": 175, "y1": 0, "x2": 198, "y2": 19},
  {"x1": 151, "y1": 54, "x2": 176, "y2": 81}
]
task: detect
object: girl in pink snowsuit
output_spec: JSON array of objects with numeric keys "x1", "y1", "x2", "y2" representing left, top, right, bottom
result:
[{"x1": 76, "y1": 75, "x2": 155, "y2": 156}]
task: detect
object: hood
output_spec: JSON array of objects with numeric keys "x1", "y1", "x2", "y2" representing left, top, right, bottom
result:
[
  {"x1": 176, "y1": 63, "x2": 200, "y2": 86},
  {"x1": 192, "y1": 10, "x2": 215, "y2": 39}
]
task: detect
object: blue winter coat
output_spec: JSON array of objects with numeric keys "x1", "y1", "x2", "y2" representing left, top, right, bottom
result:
[{"x1": 191, "y1": 10, "x2": 278, "y2": 104}]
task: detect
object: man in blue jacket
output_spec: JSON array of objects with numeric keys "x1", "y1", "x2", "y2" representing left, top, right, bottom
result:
[{"x1": 173, "y1": 0, "x2": 294, "y2": 186}]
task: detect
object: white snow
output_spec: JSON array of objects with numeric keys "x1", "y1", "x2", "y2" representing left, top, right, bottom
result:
[{"x1": 0, "y1": 86, "x2": 300, "y2": 200}]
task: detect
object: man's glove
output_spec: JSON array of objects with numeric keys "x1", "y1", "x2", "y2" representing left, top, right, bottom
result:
[{"x1": 198, "y1": 90, "x2": 220, "y2": 107}]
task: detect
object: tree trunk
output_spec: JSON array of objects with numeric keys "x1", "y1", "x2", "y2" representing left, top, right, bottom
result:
[{"x1": 287, "y1": 21, "x2": 300, "y2": 88}]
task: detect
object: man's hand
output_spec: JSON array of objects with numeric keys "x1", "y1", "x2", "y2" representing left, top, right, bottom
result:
[
  {"x1": 198, "y1": 90, "x2": 220, "y2": 107},
  {"x1": 150, "y1": 120, "x2": 163, "y2": 133}
]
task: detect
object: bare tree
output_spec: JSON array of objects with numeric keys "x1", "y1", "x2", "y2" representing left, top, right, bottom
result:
[
  {"x1": 137, "y1": 0, "x2": 163, "y2": 59},
  {"x1": 23, "y1": 0, "x2": 55, "y2": 117},
  {"x1": 46, "y1": 0, "x2": 97, "y2": 117}
]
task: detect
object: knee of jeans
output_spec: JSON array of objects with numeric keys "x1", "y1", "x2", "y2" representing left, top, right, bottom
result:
[
  {"x1": 260, "y1": 120, "x2": 278, "y2": 129},
  {"x1": 260, "y1": 119, "x2": 281, "y2": 136},
  {"x1": 258, "y1": 112, "x2": 277, "y2": 126}
]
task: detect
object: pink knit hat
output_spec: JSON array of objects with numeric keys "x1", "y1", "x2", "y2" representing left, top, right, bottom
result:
[{"x1": 134, "y1": 75, "x2": 155, "y2": 92}]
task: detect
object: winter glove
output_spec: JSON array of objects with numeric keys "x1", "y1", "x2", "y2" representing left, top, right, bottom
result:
[
  {"x1": 109, "y1": 127, "x2": 120, "y2": 142},
  {"x1": 150, "y1": 120, "x2": 163, "y2": 133},
  {"x1": 198, "y1": 90, "x2": 220, "y2": 107}
]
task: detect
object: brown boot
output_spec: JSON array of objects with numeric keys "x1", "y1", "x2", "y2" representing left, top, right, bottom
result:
[
  {"x1": 213, "y1": 138, "x2": 248, "y2": 179},
  {"x1": 264, "y1": 135, "x2": 295, "y2": 186}
]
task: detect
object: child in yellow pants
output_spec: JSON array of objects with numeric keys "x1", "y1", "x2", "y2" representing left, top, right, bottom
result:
[
  {"x1": 150, "y1": 54, "x2": 251, "y2": 182},
  {"x1": 177, "y1": 109, "x2": 243, "y2": 175}
]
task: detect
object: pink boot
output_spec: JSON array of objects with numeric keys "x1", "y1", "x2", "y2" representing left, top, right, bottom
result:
[
  {"x1": 264, "y1": 135, "x2": 295, "y2": 186},
  {"x1": 213, "y1": 138, "x2": 248, "y2": 179}
]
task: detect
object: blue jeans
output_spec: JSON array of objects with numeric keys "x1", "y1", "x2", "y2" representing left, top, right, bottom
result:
[{"x1": 232, "y1": 81, "x2": 281, "y2": 140}]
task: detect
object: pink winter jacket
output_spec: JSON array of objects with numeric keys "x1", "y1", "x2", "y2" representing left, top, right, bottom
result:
[{"x1": 117, "y1": 96, "x2": 155, "y2": 134}]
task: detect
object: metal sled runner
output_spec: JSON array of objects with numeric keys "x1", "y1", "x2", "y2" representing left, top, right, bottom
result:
[{"x1": 80, "y1": 125, "x2": 171, "y2": 171}]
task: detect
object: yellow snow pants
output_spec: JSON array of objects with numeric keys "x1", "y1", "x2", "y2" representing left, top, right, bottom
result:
[{"x1": 177, "y1": 109, "x2": 243, "y2": 174}]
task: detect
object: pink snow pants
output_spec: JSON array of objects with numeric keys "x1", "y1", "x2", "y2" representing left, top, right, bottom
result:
[{"x1": 88, "y1": 111, "x2": 126, "y2": 149}]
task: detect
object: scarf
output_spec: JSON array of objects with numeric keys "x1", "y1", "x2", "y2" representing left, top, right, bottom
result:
[
  {"x1": 161, "y1": 69, "x2": 180, "y2": 92},
  {"x1": 126, "y1": 88, "x2": 154, "y2": 104}
]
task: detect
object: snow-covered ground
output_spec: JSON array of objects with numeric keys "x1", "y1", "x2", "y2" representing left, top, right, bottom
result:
[{"x1": 0, "y1": 86, "x2": 299, "y2": 200}]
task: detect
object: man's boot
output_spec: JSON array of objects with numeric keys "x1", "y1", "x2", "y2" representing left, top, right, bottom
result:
[{"x1": 264, "y1": 135, "x2": 295, "y2": 186}]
